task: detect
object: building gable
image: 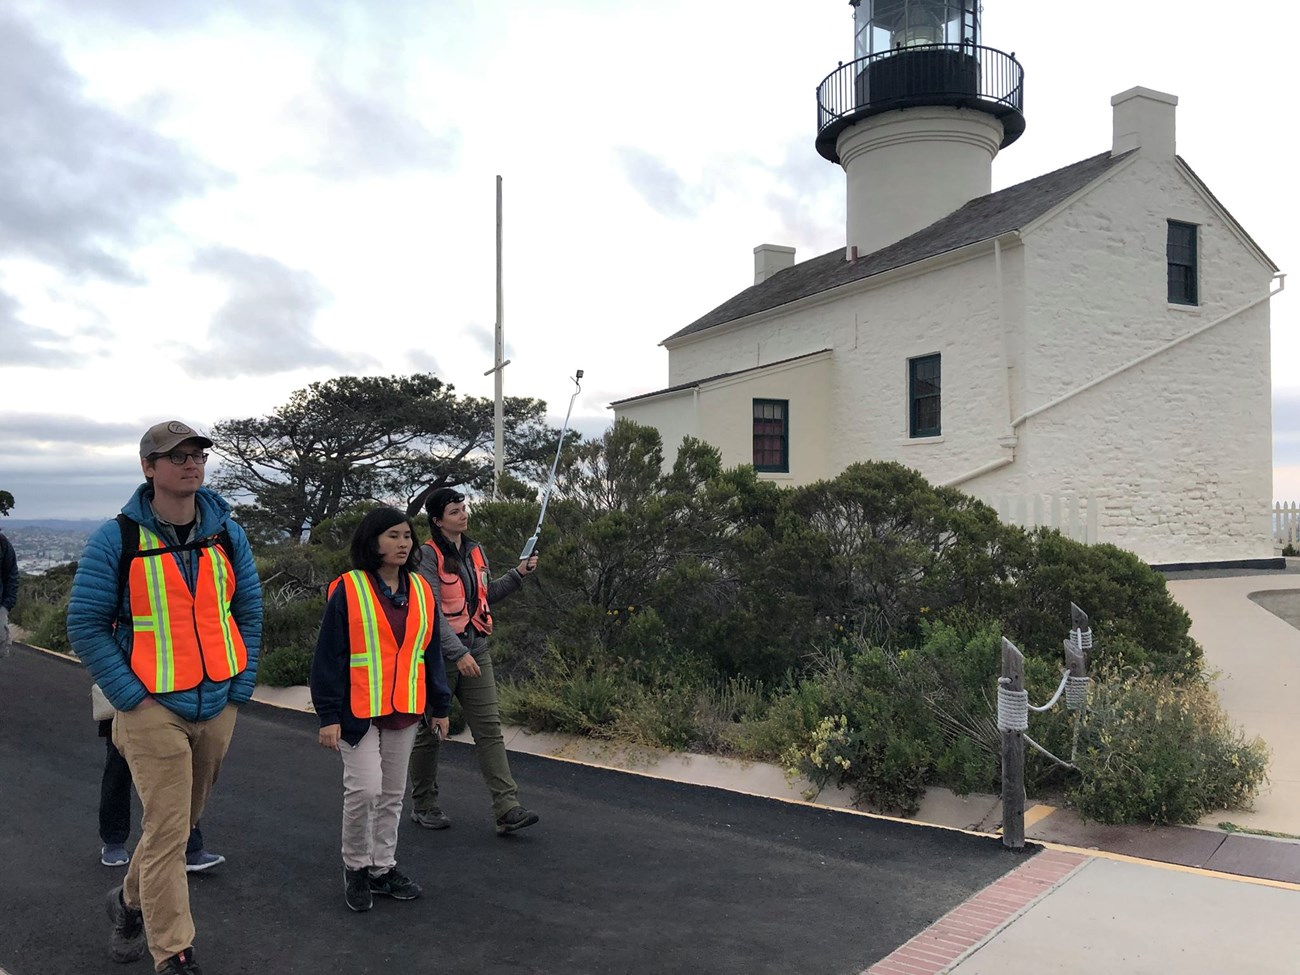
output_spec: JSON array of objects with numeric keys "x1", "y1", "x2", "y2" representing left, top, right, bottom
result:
[{"x1": 665, "y1": 150, "x2": 1136, "y2": 346}]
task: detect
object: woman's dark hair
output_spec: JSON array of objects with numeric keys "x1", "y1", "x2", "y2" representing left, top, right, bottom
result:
[
  {"x1": 350, "y1": 506, "x2": 421, "y2": 573},
  {"x1": 425, "y1": 487, "x2": 467, "y2": 570}
]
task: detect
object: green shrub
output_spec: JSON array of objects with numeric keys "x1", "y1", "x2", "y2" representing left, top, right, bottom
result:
[
  {"x1": 10, "y1": 563, "x2": 77, "y2": 631},
  {"x1": 997, "y1": 531, "x2": 1200, "y2": 680},
  {"x1": 262, "y1": 596, "x2": 325, "y2": 657},
  {"x1": 1069, "y1": 667, "x2": 1270, "y2": 824},
  {"x1": 257, "y1": 644, "x2": 313, "y2": 687},
  {"x1": 498, "y1": 644, "x2": 630, "y2": 736},
  {"x1": 612, "y1": 680, "x2": 700, "y2": 750},
  {"x1": 690, "y1": 676, "x2": 769, "y2": 754}
]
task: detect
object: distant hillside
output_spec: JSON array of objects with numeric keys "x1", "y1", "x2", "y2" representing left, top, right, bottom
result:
[
  {"x1": 2, "y1": 518, "x2": 109, "y2": 531},
  {"x1": 2, "y1": 521, "x2": 105, "y2": 574}
]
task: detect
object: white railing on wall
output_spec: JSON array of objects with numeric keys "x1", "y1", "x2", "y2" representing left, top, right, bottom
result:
[
  {"x1": 1273, "y1": 502, "x2": 1300, "y2": 546},
  {"x1": 988, "y1": 495, "x2": 1099, "y2": 544}
]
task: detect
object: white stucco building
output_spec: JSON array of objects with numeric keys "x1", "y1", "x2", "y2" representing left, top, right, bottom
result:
[{"x1": 613, "y1": 0, "x2": 1281, "y2": 568}]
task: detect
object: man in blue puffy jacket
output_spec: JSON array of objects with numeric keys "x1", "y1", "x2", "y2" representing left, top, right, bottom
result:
[{"x1": 68, "y1": 420, "x2": 262, "y2": 975}]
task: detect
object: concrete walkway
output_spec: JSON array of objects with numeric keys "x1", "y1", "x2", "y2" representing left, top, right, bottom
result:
[{"x1": 1166, "y1": 573, "x2": 1300, "y2": 836}]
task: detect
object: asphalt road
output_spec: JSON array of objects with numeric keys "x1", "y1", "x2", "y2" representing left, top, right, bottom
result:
[{"x1": 0, "y1": 645, "x2": 1029, "y2": 975}]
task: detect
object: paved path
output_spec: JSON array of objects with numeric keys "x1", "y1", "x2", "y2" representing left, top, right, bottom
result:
[
  {"x1": 0, "y1": 646, "x2": 1023, "y2": 975},
  {"x1": 9, "y1": 566, "x2": 1300, "y2": 974},
  {"x1": 1166, "y1": 573, "x2": 1300, "y2": 835}
]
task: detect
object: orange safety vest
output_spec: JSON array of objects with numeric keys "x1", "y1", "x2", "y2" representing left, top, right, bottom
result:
[
  {"x1": 128, "y1": 525, "x2": 248, "y2": 694},
  {"x1": 426, "y1": 541, "x2": 492, "y2": 636},
  {"x1": 328, "y1": 570, "x2": 435, "y2": 719}
]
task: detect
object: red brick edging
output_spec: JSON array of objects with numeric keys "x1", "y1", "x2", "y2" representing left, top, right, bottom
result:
[{"x1": 862, "y1": 850, "x2": 1088, "y2": 975}]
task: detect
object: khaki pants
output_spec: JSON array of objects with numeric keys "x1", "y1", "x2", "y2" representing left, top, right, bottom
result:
[
  {"x1": 409, "y1": 650, "x2": 520, "y2": 819},
  {"x1": 339, "y1": 723, "x2": 418, "y2": 873},
  {"x1": 113, "y1": 702, "x2": 237, "y2": 970}
]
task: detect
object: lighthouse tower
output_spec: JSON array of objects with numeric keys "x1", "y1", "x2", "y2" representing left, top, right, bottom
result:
[{"x1": 816, "y1": 1, "x2": 1025, "y2": 258}]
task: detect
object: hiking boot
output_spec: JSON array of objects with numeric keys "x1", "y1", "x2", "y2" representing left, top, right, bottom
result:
[
  {"x1": 100, "y1": 844, "x2": 130, "y2": 867},
  {"x1": 160, "y1": 947, "x2": 203, "y2": 974},
  {"x1": 369, "y1": 866, "x2": 422, "y2": 900},
  {"x1": 184, "y1": 849, "x2": 225, "y2": 873},
  {"x1": 495, "y1": 805, "x2": 540, "y2": 836},
  {"x1": 344, "y1": 867, "x2": 372, "y2": 912},
  {"x1": 410, "y1": 806, "x2": 451, "y2": 830},
  {"x1": 105, "y1": 885, "x2": 146, "y2": 963}
]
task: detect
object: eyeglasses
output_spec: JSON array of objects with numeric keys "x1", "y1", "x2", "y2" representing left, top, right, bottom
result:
[{"x1": 151, "y1": 451, "x2": 209, "y2": 466}]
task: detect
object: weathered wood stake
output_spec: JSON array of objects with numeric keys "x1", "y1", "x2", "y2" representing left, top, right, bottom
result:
[{"x1": 1000, "y1": 637, "x2": 1026, "y2": 850}]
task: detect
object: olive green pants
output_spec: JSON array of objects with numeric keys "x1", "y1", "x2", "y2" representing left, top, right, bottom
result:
[{"x1": 409, "y1": 650, "x2": 520, "y2": 819}]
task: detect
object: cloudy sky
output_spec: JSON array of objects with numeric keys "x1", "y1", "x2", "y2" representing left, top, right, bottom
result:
[{"x1": 1, "y1": 0, "x2": 1296, "y2": 519}]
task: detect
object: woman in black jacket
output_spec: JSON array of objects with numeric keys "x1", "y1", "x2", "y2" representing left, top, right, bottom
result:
[{"x1": 311, "y1": 507, "x2": 452, "y2": 911}]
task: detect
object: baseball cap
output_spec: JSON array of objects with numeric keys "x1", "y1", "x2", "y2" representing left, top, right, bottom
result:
[{"x1": 139, "y1": 420, "x2": 214, "y2": 458}]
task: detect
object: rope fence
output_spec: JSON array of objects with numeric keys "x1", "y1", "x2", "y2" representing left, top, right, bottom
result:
[{"x1": 999, "y1": 602, "x2": 1092, "y2": 849}]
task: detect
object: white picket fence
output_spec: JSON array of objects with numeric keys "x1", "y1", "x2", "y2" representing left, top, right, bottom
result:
[
  {"x1": 1274, "y1": 502, "x2": 1300, "y2": 546},
  {"x1": 989, "y1": 495, "x2": 1099, "y2": 544}
]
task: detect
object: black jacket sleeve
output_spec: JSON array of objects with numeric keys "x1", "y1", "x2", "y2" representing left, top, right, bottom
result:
[
  {"x1": 0, "y1": 535, "x2": 18, "y2": 611},
  {"x1": 424, "y1": 605, "x2": 453, "y2": 718},
  {"x1": 309, "y1": 588, "x2": 350, "y2": 728}
]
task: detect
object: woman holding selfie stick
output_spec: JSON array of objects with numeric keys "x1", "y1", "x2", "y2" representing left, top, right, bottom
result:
[{"x1": 408, "y1": 487, "x2": 540, "y2": 836}]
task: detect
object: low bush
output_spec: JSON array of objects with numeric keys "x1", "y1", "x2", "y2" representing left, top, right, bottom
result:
[
  {"x1": 257, "y1": 644, "x2": 313, "y2": 687},
  {"x1": 11, "y1": 563, "x2": 77, "y2": 653},
  {"x1": 776, "y1": 623, "x2": 1082, "y2": 815},
  {"x1": 1069, "y1": 666, "x2": 1270, "y2": 824}
]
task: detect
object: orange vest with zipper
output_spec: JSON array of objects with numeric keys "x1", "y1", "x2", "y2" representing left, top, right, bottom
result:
[
  {"x1": 127, "y1": 525, "x2": 248, "y2": 694},
  {"x1": 328, "y1": 570, "x2": 434, "y2": 719},
  {"x1": 426, "y1": 541, "x2": 492, "y2": 636}
]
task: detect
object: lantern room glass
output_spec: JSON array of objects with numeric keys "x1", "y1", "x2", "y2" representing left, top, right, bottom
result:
[{"x1": 853, "y1": 0, "x2": 980, "y2": 59}]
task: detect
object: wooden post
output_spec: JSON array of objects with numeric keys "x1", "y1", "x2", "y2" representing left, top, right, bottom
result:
[
  {"x1": 1000, "y1": 637, "x2": 1026, "y2": 850},
  {"x1": 1066, "y1": 603, "x2": 1090, "y2": 680}
]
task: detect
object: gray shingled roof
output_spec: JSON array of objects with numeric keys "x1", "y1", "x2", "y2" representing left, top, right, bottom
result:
[{"x1": 665, "y1": 150, "x2": 1136, "y2": 343}]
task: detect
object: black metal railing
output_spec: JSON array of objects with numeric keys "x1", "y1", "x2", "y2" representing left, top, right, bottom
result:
[{"x1": 815, "y1": 44, "x2": 1024, "y2": 161}]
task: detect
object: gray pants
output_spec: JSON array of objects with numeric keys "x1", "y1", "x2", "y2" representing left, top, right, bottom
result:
[
  {"x1": 339, "y1": 723, "x2": 418, "y2": 873},
  {"x1": 409, "y1": 650, "x2": 520, "y2": 819}
]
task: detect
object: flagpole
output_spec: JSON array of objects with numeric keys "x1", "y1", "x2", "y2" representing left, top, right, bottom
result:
[{"x1": 493, "y1": 174, "x2": 505, "y2": 499}]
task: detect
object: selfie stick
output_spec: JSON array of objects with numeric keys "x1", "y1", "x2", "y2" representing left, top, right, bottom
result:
[{"x1": 519, "y1": 369, "x2": 583, "y2": 560}]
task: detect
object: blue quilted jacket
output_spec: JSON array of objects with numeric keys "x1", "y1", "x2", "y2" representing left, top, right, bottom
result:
[{"x1": 67, "y1": 483, "x2": 263, "y2": 720}]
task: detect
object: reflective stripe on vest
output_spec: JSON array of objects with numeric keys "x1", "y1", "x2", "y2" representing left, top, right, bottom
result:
[
  {"x1": 426, "y1": 541, "x2": 491, "y2": 635},
  {"x1": 329, "y1": 571, "x2": 434, "y2": 719},
  {"x1": 128, "y1": 525, "x2": 248, "y2": 694}
]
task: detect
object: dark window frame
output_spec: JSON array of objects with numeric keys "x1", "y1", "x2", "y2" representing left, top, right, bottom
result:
[
  {"x1": 1167, "y1": 220, "x2": 1199, "y2": 306},
  {"x1": 909, "y1": 354, "x2": 942, "y2": 439},
  {"x1": 752, "y1": 398, "x2": 789, "y2": 473}
]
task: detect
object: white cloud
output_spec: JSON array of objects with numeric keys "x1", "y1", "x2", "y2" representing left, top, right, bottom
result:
[{"x1": 0, "y1": 0, "x2": 1294, "y2": 518}]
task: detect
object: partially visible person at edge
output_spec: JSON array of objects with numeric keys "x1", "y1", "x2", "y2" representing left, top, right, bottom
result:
[
  {"x1": 67, "y1": 420, "x2": 262, "y2": 975},
  {"x1": 0, "y1": 526, "x2": 17, "y2": 657},
  {"x1": 310, "y1": 506, "x2": 452, "y2": 913},
  {"x1": 408, "y1": 487, "x2": 540, "y2": 836}
]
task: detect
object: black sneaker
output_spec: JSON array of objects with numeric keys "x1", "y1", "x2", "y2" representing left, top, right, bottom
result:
[
  {"x1": 105, "y1": 885, "x2": 146, "y2": 963},
  {"x1": 161, "y1": 947, "x2": 202, "y2": 974},
  {"x1": 495, "y1": 805, "x2": 540, "y2": 836},
  {"x1": 344, "y1": 867, "x2": 372, "y2": 912},
  {"x1": 369, "y1": 866, "x2": 422, "y2": 900},
  {"x1": 409, "y1": 806, "x2": 451, "y2": 829}
]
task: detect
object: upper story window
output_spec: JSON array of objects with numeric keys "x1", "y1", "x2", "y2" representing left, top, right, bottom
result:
[
  {"x1": 753, "y1": 399, "x2": 789, "y2": 473},
  {"x1": 1167, "y1": 220, "x2": 1199, "y2": 306},
  {"x1": 909, "y1": 354, "x2": 941, "y2": 438}
]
